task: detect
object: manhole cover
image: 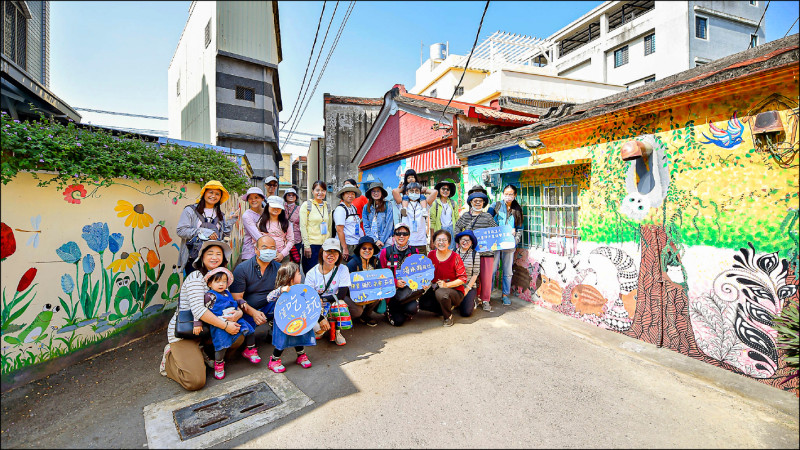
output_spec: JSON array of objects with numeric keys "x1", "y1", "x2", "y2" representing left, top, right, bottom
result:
[{"x1": 173, "y1": 382, "x2": 282, "y2": 440}]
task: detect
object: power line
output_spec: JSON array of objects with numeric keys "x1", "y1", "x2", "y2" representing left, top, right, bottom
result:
[
  {"x1": 784, "y1": 16, "x2": 799, "y2": 38},
  {"x1": 282, "y1": 1, "x2": 340, "y2": 135},
  {"x1": 281, "y1": 1, "x2": 355, "y2": 152},
  {"x1": 749, "y1": 0, "x2": 770, "y2": 49},
  {"x1": 437, "y1": 0, "x2": 490, "y2": 125},
  {"x1": 280, "y1": 1, "x2": 327, "y2": 131},
  {"x1": 74, "y1": 107, "x2": 168, "y2": 120}
]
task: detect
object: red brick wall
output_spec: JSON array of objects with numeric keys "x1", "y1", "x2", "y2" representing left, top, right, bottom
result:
[{"x1": 360, "y1": 111, "x2": 448, "y2": 167}]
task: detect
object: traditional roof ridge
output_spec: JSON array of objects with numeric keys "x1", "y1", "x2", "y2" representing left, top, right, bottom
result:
[{"x1": 323, "y1": 93, "x2": 384, "y2": 105}]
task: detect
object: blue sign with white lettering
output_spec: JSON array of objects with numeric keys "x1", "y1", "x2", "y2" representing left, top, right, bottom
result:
[
  {"x1": 474, "y1": 225, "x2": 516, "y2": 253},
  {"x1": 398, "y1": 254, "x2": 435, "y2": 291},
  {"x1": 350, "y1": 269, "x2": 396, "y2": 303},
  {"x1": 275, "y1": 284, "x2": 322, "y2": 336}
]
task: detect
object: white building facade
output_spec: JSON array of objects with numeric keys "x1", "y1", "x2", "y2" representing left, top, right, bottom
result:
[{"x1": 168, "y1": 1, "x2": 283, "y2": 182}]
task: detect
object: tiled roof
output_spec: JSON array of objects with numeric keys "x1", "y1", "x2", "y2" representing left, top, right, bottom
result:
[{"x1": 324, "y1": 94, "x2": 383, "y2": 105}]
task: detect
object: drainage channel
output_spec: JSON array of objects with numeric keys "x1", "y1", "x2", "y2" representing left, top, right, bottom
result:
[{"x1": 173, "y1": 382, "x2": 282, "y2": 440}]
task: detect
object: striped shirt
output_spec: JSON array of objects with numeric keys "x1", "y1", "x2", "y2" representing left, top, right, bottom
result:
[
  {"x1": 455, "y1": 248, "x2": 479, "y2": 280},
  {"x1": 167, "y1": 270, "x2": 210, "y2": 344},
  {"x1": 455, "y1": 211, "x2": 498, "y2": 256}
]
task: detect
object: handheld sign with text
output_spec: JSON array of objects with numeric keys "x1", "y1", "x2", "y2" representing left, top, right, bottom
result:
[
  {"x1": 398, "y1": 254, "x2": 435, "y2": 291},
  {"x1": 350, "y1": 269, "x2": 396, "y2": 303},
  {"x1": 474, "y1": 225, "x2": 516, "y2": 253},
  {"x1": 275, "y1": 284, "x2": 322, "y2": 336}
]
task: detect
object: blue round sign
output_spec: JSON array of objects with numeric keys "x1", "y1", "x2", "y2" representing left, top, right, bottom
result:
[{"x1": 274, "y1": 284, "x2": 322, "y2": 336}]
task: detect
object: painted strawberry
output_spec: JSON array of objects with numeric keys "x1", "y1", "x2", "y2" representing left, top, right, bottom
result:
[{"x1": 1, "y1": 222, "x2": 16, "y2": 261}]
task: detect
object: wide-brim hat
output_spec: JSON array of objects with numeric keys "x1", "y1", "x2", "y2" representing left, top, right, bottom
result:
[
  {"x1": 267, "y1": 195, "x2": 285, "y2": 210},
  {"x1": 193, "y1": 240, "x2": 232, "y2": 269},
  {"x1": 321, "y1": 238, "x2": 342, "y2": 253},
  {"x1": 455, "y1": 230, "x2": 478, "y2": 250},
  {"x1": 197, "y1": 180, "x2": 230, "y2": 204},
  {"x1": 365, "y1": 182, "x2": 388, "y2": 199},
  {"x1": 467, "y1": 184, "x2": 487, "y2": 196},
  {"x1": 353, "y1": 236, "x2": 377, "y2": 255},
  {"x1": 337, "y1": 185, "x2": 362, "y2": 199},
  {"x1": 467, "y1": 192, "x2": 489, "y2": 208},
  {"x1": 434, "y1": 181, "x2": 457, "y2": 199},
  {"x1": 240, "y1": 186, "x2": 265, "y2": 203},
  {"x1": 283, "y1": 187, "x2": 298, "y2": 202},
  {"x1": 203, "y1": 267, "x2": 234, "y2": 287}
]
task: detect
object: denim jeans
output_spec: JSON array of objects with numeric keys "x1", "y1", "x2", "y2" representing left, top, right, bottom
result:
[{"x1": 492, "y1": 248, "x2": 514, "y2": 295}]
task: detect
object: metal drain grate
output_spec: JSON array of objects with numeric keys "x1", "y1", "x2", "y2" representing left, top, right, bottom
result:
[{"x1": 173, "y1": 382, "x2": 282, "y2": 440}]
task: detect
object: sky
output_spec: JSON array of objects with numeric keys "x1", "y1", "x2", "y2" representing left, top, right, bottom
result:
[{"x1": 51, "y1": 1, "x2": 800, "y2": 159}]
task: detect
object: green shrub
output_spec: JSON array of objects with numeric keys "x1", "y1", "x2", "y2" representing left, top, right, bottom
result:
[
  {"x1": 1, "y1": 112, "x2": 249, "y2": 194},
  {"x1": 773, "y1": 301, "x2": 799, "y2": 386}
]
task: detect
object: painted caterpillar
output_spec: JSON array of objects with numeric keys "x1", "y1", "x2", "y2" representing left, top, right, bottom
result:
[{"x1": 590, "y1": 246, "x2": 638, "y2": 293}]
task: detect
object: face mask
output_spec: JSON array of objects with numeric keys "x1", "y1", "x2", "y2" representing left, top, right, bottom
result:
[
  {"x1": 471, "y1": 205, "x2": 483, "y2": 213},
  {"x1": 258, "y1": 249, "x2": 277, "y2": 262},
  {"x1": 409, "y1": 193, "x2": 420, "y2": 201},
  {"x1": 503, "y1": 195, "x2": 514, "y2": 203}
]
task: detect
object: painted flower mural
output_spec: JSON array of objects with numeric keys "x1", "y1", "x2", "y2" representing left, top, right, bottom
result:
[
  {"x1": 115, "y1": 200, "x2": 153, "y2": 229},
  {"x1": 107, "y1": 252, "x2": 141, "y2": 273},
  {"x1": 62, "y1": 184, "x2": 88, "y2": 204},
  {"x1": 55, "y1": 242, "x2": 82, "y2": 265},
  {"x1": 1, "y1": 222, "x2": 16, "y2": 261}
]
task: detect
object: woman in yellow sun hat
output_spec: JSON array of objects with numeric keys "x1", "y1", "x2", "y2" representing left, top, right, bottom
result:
[{"x1": 176, "y1": 180, "x2": 239, "y2": 277}]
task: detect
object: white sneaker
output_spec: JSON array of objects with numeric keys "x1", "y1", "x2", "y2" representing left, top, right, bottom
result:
[
  {"x1": 159, "y1": 343, "x2": 170, "y2": 376},
  {"x1": 334, "y1": 329, "x2": 347, "y2": 346},
  {"x1": 482, "y1": 301, "x2": 493, "y2": 312}
]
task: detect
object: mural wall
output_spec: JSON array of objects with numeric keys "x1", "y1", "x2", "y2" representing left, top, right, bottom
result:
[
  {"x1": 512, "y1": 80, "x2": 799, "y2": 392},
  {"x1": 0, "y1": 172, "x2": 243, "y2": 390}
]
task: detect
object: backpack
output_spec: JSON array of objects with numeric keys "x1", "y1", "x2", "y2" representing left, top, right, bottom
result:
[
  {"x1": 433, "y1": 198, "x2": 456, "y2": 224},
  {"x1": 331, "y1": 203, "x2": 359, "y2": 238}
]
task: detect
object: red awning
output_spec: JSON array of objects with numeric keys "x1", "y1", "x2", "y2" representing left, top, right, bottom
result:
[{"x1": 408, "y1": 145, "x2": 459, "y2": 173}]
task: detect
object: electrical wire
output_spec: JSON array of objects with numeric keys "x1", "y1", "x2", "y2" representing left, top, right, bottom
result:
[
  {"x1": 280, "y1": 1, "x2": 327, "y2": 131},
  {"x1": 281, "y1": 1, "x2": 355, "y2": 151},
  {"x1": 74, "y1": 107, "x2": 167, "y2": 120},
  {"x1": 784, "y1": 16, "x2": 799, "y2": 38},
  {"x1": 437, "y1": 0, "x2": 490, "y2": 126},
  {"x1": 750, "y1": 0, "x2": 770, "y2": 49}
]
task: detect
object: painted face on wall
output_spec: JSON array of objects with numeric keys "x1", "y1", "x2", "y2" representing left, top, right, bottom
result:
[{"x1": 619, "y1": 192, "x2": 650, "y2": 222}]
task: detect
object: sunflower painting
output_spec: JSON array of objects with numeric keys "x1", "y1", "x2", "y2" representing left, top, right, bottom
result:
[
  {"x1": 106, "y1": 251, "x2": 141, "y2": 272},
  {"x1": 114, "y1": 200, "x2": 154, "y2": 229}
]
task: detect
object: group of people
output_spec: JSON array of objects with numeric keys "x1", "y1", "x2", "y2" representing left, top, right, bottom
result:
[{"x1": 162, "y1": 170, "x2": 524, "y2": 391}]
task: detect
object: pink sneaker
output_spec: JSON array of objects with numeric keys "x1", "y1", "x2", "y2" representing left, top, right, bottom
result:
[
  {"x1": 296, "y1": 353, "x2": 312, "y2": 368},
  {"x1": 242, "y1": 347, "x2": 262, "y2": 364},
  {"x1": 213, "y1": 361, "x2": 225, "y2": 380},
  {"x1": 268, "y1": 356, "x2": 286, "y2": 373}
]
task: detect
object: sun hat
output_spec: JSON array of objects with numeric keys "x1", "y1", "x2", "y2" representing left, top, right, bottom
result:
[
  {"x1": 467, "y1": 192, "x2": 489, "y2": 208},
  {"x1": 353, "y1": 236, "x2": 377, "y2": 255},
  {"x1": 455, "y1": 230, "x2": 478, "y2": 250},
  {"x1": 193, "y1": 240, "x2": 233, "y2": 269},
  {"x1": 197, "y1": 180, "x2": 230, "y2": 204},
  {"x1": 203, "y1": 267, "x2": 234, "y2": 287},
  {"x1": 264, "y1": 176, "x2": 278, "y2": 185},
  {"x1": 467, "y1": 184, "x2": 487, "y2": 196},
  {"x1": 321, "y1": 237, "x2": 342, "y2": 253},
  {"x1": 434, "y1": 181, "x2": 457, "y2": 199},
  {"x1": 337, "y1": 184, "x2": 362, "y2": 199},
  {"x1": 283, "y1": 187, "x2": 298, "y2": 202},
  {"x1": 240, "y1": 186, "x2": 265, "y2": 203},
  {"x1": 366, "y1": 181, "x2": 388, "y2": 199},
  {"x1": 266, "y1": 196, "x2": 285, "y2": 210}
]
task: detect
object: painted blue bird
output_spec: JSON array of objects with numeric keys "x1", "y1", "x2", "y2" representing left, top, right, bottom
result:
[{"x1": 700, "y1": 111, "x2": 745, "y2": 148}]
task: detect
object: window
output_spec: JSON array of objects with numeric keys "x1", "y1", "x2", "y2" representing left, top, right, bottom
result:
[
  {"x1": 614, "y1": 45, "x2": 629, "y2": 68},
  {"x1": 430, "y1": 89, "x2": 437, "y2": 97},
  {"x1": 750, "y1": 34, "x2": 758, "y2": 48},
  {"x1": 235, "y1": 86, "x2": 255, "y2": 102},
  {"x1": 644, "y1": 33, "x2": 655, "y2": 55},
  {"x1": 520, "y1": 177, "x2": 581, "y2": 250},
  {"x1": 454, "y1": 86, "x2": 464, "y2": 96},
  {"x1": 204, "y1": 19, "x2": 211, "y2": 48},
  {"x1": 644, "y1": 76, "x2": 656, "y2": 84},
  {"x1": 695, "y1": 16, "x2": 707, "y2": 39},
  {"x1": 749, "y1": 1, "x2": 757, "y2": 5},
  {"x1": 279, "y1": 168, "x2": 284, "y2": 177},
  {"x1": 2, "y1": 1, "x2": 27, "y2": 69}
]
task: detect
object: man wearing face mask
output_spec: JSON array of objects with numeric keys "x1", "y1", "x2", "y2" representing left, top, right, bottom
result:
[{"x1": 399, "y1": 182, "x2": 430, "y2": 254}]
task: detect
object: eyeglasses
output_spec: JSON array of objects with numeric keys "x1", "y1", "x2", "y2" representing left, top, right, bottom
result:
[
  {"x1": 440, "y1": 187, "x2": 450, "y2": 191},
  {"x1": 394, "y1": 231, "x2": 410, "y2": 237},
  {"x1": 434, "y1": 238, "x2": 449, "y2": 243},
  {"x1": 360, "y1": 246, "x2": 374, "y2": 252}
]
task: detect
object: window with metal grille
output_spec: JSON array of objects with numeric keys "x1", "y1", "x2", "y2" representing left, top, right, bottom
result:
[
  {"x1": 204, "y1": 19, "x2": 211, "y2": 48},
  {"x1": 236, "y1": 86, "x2": 255, "y2": 102},
  {"x1": 750, "y1": 34, "x2": 758, "y2": 48},
  {"x1": 644, "y1": 33, "x2": 655, "y2": 55},
  {"x1": 644, "y1": 76, "x2": 656, "y2": 84},
  {"x1": 454, "y1": 86, "x2": 464, "y2": 96},
  {"x1": 430, "y1": 89, "x2": 437, "y2": 97},
  {"x1": 520, "y1": 177, "x2": 581, "y2": 250},
  {"x1": 695, "y1": 16, "x2": 707, "y2": 39},
  {"x1": 614, "y1": 45, "x2": 629, "y2": 68},
  {"x1": 2, "y1": 1, "x2": 27, "y2": 69},
  {"x1": 279, "y1": 168, "x2": 284, "y2": 177}
]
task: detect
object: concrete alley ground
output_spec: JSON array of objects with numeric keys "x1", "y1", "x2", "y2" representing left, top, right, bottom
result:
[{"x1": 2, "y1": 296, "x2": 798, "y2": 449}]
